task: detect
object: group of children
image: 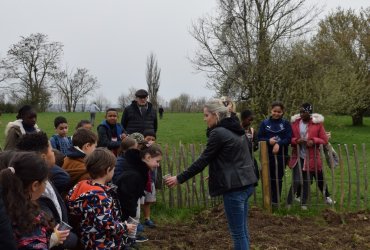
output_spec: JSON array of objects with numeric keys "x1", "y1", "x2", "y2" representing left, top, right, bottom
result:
[{"x1": 0, "y1": 105, "x2": 161, "y2": 250}]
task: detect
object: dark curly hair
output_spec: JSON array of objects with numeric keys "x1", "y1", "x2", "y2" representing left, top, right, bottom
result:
[
  {"x1": 16, "y1": 131, "x2": 49, "y2": 154},
  {"x1": 0, "y1": 152, "x2": 49, "y2": 233}
]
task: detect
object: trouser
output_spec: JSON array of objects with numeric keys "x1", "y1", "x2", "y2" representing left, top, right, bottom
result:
[
  {"x1": 90, "y1": 112, "x2": 96, "y2": 126},
  {"x1": 287, "y1": 158, "x2": 330, "y2": 205},
  {"x1": 223, "y1": 185, "x2": 254, "y2": 250},
  {"x1": 269, "y1": 156, "x2": 285, "y2": 204}
]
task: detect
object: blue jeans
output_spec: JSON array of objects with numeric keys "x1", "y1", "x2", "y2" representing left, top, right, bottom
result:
[{"x1": 223, "y1": 185, "x2": 255, "y2": 250}]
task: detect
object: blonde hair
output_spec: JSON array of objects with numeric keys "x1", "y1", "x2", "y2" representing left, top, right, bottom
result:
[{"x1": 204, "y1": 99, "x2": 230, "y2": 123}]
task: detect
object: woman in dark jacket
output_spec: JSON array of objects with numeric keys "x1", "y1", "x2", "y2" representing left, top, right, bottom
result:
[{"x1": 166, "y1": 99, "x2": 257, "y2": 250}]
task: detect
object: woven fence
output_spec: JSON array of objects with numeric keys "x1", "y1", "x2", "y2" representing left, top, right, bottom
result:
[{"x1": 157, "y1": 142, "x2": 369, "y2": 212}]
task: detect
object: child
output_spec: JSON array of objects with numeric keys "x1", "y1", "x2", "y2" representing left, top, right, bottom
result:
[
  {"x1": 258, "y1": 101, "x2": 292, "y2": 206},
  {"x1": 115, "y1": 143, "x2": 162, "y2": 247},
  {"x1": 142, "y1": 130, "x2": 158, "y2": 228},
  {"x1": 62, "y1": 128, "x2": 98, "y2": 188},
  {"x1": 0, "y1": 152, "x2": 70, "y2": 249},
  {"x1": 241, "y1": 110, "x2": 260, "y2": 184},
  {"x1": 112, "y1": 137, "x2": 138, "y2": 184},
  {"x1": 4, "y1": 105, "x2": 40, "y2": 150},
  {"x1": 287, "y1": 103, "x2": 334, "y2": 209},
  {"x1": 67, "y1": 148, "x2": 135, "y2": 249},
  {"x1": 75, "y1": 120, "x2": 92, "y2": 130},
  {"x1": 97, "y1": 108, "x2": 126, "y2": 156},
  {"x1": 50, "y1": 116, "x2": 72, "y2": 155},
  {"x1": 16, "y1": 132, "x2": 78, "y2": 249},
  {"x1": 50, "y1": 149, "x2": 71, "y2": 196}
]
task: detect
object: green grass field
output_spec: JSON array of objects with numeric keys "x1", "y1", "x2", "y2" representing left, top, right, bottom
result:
[
  {"x1": 1, "y1": 111, "x2": 369, "y2": 147},
  {"x1": 0, "y1": 112, "x2": 369, "y2": 219}
]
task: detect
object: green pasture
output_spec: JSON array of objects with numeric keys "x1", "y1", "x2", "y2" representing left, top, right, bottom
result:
[{"x1": 0, "y1": 112, "x2": 369, "y2": 220}]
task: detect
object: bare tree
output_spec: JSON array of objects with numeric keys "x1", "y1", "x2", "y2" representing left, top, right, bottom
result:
[
  {"x1": 94, "y1": 94, "x2": 111, "y2": 112},
  {"x1": 191, "y1": 0, "x2": 319, "y2": 120},
  {"x1": 2, "y1": 33, "x2": 63, "y2": 110},
  {"x1": 117, "y1": 93, "x2": 130, "y2": 109},
  {"x1": 54, "y1": 67, "x2": 100, "y2": 112},
  {"x1": 146, "y1": 52, "x2": 161, "y2": 109}
]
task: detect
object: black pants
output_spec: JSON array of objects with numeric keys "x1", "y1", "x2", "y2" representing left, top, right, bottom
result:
[
  {"x1": 269, "y1": 155, "x2": 285, "y2": 204},
  {"x1": 287, "y1": 158, "x2": 330, "y2": 205}
]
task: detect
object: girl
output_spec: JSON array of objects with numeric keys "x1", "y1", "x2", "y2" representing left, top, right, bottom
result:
[
  {"x1": 257, "y1": 101, "x2": 292, "y2": 206},
  {"x1": 67, "y1": 148, "x2": 134, "y2": 249},
  {"x1": 115, "y1": 143, "x2": 162, "y2": 247},
  {"x1": 4, "y1": 105, "x2": 40, "y2": 150},
  {"x1": 166, "y1": 99, "x2": 257, "y2": 250},
  {"x1": 0, "y1": 152, "x2": 69, "y2": 249},
  {"x1": 287, "y1": 103, "x2": 333, "y2": 209}
]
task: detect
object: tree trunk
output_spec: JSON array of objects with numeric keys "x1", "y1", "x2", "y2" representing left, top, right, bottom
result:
[{"x1": 352, "y1": 113, "x2": 363, "y2": 126}]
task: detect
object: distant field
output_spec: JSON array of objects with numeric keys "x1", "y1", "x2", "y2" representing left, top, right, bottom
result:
[{"x1": 1, "y1": 111, "x2": 369, "y2": 147}]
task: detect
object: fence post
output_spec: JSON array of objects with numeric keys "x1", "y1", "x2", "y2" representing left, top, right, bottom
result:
[
  {"x1": 344, "y1": 144, "x2": 352, "y2": 209},
  {"x1": 362, "y1": 144, "x2": 368, "y2": 209},
  {"x1": 353, "y1": 144, "x2": 361, "y2": 210},
  {"x1": 176, "y1": 145, "x2": 183, "y2": 208},
  {"x1": 337, "y1": 145, "x2": 345, "y2": 211},
  {"x1": 260, "y1": 141, "x2": 271, "y2": 212}
]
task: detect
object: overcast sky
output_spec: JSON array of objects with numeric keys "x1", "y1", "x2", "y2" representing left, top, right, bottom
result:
[{"x1": 0, "y1": 0, "x2": 368, "y2": 104}]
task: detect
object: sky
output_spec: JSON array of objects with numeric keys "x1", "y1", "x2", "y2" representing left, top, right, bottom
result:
[{"x1": 0, "y1": 0, "x2": 368, "y2": 105}]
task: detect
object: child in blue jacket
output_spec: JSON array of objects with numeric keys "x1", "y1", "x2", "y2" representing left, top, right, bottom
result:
[
  {"x1": 258, "y1": 101, "x2": 292, "y2": 205},
  {"x1": 97, "y1": 108, "x2": 126, "y2": 156}
]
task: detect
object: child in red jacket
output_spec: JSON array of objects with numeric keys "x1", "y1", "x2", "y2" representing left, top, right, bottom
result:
[{"x1": 287, "y1": 103, "x2": 334, "y2": 209}]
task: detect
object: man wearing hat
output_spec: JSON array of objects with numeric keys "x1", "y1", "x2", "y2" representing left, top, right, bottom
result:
[{"x1": 121, "y1": 89, "x2": 157, "y2": 136}]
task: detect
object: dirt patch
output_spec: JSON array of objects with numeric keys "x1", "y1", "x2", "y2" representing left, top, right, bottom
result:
[{"x1": 140, "y1": 205, "x2": 370, "y2": 250}]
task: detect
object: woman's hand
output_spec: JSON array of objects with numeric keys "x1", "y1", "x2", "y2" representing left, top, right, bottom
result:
[
  {"x1": 165, "y1": 176, "x2": 178, "y2": 187},
  {"x1": 272, "y1": 143, "x2": 280, "y2": 154},
  {"x1": 54, "y1": 224, "x2": 70, "y2": 245}
]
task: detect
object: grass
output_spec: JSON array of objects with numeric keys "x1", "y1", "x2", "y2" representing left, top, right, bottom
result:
[{"x1": 0, "y1": 112, "x2": 369, "y2": 220}]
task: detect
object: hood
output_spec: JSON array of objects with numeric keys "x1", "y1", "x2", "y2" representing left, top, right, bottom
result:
[
  {"x1": 65, "y1": 146, "x2": 86, "y2": 158},
  {"x1": 4, "y1": 119, "x2": 40, "y2": 136},
  {"x1": 124, "y1": 149, "x2": 149, "y2": 176},
  {"x1": 291, "y1": 113, "x2": 324, "y2": 124},
  {"x1": 208, "y1": 116, "x2": 244, "y2": 137},
  {"x1": 68, "y1": 180, "x2": 107, "y2": 202}
]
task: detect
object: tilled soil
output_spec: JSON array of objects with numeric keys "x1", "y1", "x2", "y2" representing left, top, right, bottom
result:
[{"x1": 141, "y1": 205, "x2": 370, "y2": 250}]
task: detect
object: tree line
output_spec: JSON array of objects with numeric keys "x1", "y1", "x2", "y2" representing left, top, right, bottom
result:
[{"x1": 191, "y1": 0, "x2": 370, "y2": 126}]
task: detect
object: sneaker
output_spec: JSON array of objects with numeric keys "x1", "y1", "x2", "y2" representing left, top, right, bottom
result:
[
  {"x1": 294, "y1": 197, "x2": 301, "y2": 203},
  {"x1": 124, "y1": 238, "x2": 139, "y2": 250},
  {"x1": 301, "y1": 205, "x2": 308, "y2": 210},
  {"x1": 135, "y1": 235, "x2": 149, "y2": 243},
  {"x1": 137, "y1": 223, "x2": 144, "y2": 233},
  {"x1": 325, "y1": 197, "x2": 336, "y2": 205},
  {"x1": 144, "y1": 219, "x2": 156, "y2": 228}
]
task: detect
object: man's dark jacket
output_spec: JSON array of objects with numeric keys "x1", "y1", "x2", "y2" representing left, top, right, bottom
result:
[{"x1": 121, "y1": 101, "x2": 157, "y2": 134}]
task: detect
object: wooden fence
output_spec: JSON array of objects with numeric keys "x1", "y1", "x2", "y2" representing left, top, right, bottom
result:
[{"x1": 157, "y1": 142, "x2": 369, "y2": 212}]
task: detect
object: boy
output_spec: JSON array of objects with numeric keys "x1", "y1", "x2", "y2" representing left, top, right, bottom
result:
[
  {"x1": 50, "y1": 116, "x2": 72, "y2": 155},
  {"x1": 62, "y1": 128, "x2": 98, "y2": 189},
  {"x1": 67, "y1": 148, "x2": 134, "y2": 249},
  {"x1": 97, "y1": 108, "x2": 126, "y2": 156}
]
